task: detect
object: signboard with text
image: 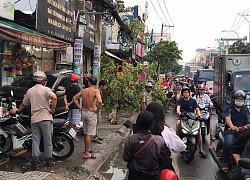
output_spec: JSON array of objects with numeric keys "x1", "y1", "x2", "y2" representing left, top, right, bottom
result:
[
  {"x1": 74, "y1": 39, "x2": 83, "y2": 64},
  {"x1": 37, "y1": 0, "x2": 74, "y2": 42}
]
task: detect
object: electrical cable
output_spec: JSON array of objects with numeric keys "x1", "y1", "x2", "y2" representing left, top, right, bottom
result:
[
  {"x1": 156, "y1": 0, "x2": 170, "y2": 24},
  {"x1": 230, "y1": 17, "x2": 245, "y2": 38},
  {"x1": 162, "y1": 0, "x2": 174, "y2": 25},
  {"x1": 223, "y1": 15, "x2": 241, "y2": 38},
  {"x1": 149, "y1": 0, "x2": 165, "y2": 24}
]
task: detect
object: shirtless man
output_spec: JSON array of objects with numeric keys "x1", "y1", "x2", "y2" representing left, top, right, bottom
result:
[{"x1": 73, "y1": 76, "x2": 102, "y2": 159}]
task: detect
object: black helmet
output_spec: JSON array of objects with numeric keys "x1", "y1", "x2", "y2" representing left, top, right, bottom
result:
[
  {"x1": 181, "y1": 87, "x2": 191, "y2": 96},
  {"x1": 233, "y1": 90, "x2": 246, "y2": 99}
]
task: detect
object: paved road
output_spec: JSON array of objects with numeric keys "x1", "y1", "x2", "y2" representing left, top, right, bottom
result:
[
  {"x1": 165, "y1": 109, "x2": 228, "y2": 180},
  {"x1": 98, "y1": 109, "x2": 229, "y2": 180}
]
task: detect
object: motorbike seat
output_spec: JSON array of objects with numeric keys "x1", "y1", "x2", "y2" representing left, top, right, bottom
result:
[{"x1": 53, "y1": 118, "x2": 67, "y2": 127}]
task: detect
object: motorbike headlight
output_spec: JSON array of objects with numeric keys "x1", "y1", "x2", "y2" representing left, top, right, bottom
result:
[
  {"x1": 182, "y1": 129, "x2": 188, "y2": 134},
  {"x1": 192, "y1": 130, "x2": 199, "y2": 135}
]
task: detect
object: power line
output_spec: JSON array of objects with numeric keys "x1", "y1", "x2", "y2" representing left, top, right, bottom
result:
[
  {"x1": 156, "y1": 0, "x2": 169, "y2": 24},
  {"x1": 149, "y1": 0, "x2": 165, "y2": 24},
  {"x1": 224, "y1": 15, "x2": 242, "y2": 38},
  {"x1": 231, "y1": 17, "x2": 245, "y2": 37},
  {"x1": 162, "y1": 0, "x2": 174, "y2": 25}
]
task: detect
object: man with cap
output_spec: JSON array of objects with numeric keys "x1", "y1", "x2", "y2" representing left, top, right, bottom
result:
[
  {"x1": 10, "y1": 71, "x2": 57, "y2": 170},
  {"x1": 141, "y1": 82, "x2": 153, "y2": 111}
]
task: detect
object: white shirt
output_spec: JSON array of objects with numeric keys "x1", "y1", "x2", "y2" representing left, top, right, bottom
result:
[{"x1": 193, "y1": 94, "x2": 213, "y2": 107}]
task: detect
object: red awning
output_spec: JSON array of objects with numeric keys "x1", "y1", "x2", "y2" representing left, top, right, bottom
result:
[{"x1": 0, "y1": 20, "x2": 71, "y2": 49}]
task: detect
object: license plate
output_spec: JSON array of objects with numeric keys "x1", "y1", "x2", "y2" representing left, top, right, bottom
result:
[{"x1": 69, "y1": 128, "x2": 77, "y2": 138}]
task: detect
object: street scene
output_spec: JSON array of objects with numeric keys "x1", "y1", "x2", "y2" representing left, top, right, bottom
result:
[{"x1": 0, "y1": 0, "x2": 250, "y2": 180}]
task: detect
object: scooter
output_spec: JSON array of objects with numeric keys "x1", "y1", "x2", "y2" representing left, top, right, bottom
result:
[
  {"x1": 179, "y1": 112, "x2": 200, "y2": 163},
  {"x1": 198, "y1": 102, "x2": 211, "y2": 142},
  {"x1": 209, "y1": 124, "x2": 249, "y2": 176},
  {"x1": 0, "y1": 91, "x2": 75, "y2": 160}
]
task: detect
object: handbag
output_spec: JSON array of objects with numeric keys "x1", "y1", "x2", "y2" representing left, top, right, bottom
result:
[{"x1": 133, "y1": 135, "x2": 155, "y2": 157}]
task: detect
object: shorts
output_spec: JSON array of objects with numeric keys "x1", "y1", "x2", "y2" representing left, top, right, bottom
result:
[
  {"x1": 82, "y1": 110, "x2": 97, "y2": 136},
  {"x1": 68, "y1": 109, "x2": 81, "y2": 125}
]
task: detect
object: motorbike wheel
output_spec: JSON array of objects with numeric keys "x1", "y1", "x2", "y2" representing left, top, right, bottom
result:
[
  {"x1": 201, "y1": 127, "x2": 206, "y2": 143},
  {"x1": 0, "y1": 135, "x2": 12, "y2": 153},
  {"x1": 183, "y1": 140, "x2": 196, "y2": 164},
  {"x1": 52, "y1": 133, "x2": 74, "y2": 160}
]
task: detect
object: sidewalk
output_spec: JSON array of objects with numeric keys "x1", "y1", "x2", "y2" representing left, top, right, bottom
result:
[{"x1": 0, "y1": 111, "x2": 136, "y2": 180}]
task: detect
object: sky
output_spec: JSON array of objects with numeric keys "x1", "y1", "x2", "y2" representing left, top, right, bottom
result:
[{"x1": 125, "y1": 0, "x2": 250, "y2": 64}]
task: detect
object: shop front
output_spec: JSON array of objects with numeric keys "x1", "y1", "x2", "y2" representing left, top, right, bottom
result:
[{"x1": 0, "y1": 19, "x2": 70, "y2": 86}]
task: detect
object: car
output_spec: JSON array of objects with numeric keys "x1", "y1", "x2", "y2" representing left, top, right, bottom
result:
[{"x1": 0, "y1": 69, "x2": 73, "y2": 117}]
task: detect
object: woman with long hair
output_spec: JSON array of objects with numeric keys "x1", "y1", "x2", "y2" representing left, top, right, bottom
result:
[{"x1": 146, "y1": 103, "x2": 186, "y2": 154}]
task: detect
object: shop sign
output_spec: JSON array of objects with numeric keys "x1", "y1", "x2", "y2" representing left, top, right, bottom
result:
[
  {"x1": 37, "y1": 0, "x2": 75, "y2": 42},
  {"x1": 0, "y1": 0, "x2": 14, "y2": 20},
  {"x1": 74, "y1": 39, "x2": 83, "y2": 64},
  {"x1": 42, "y1": 59, "x2": 54, "y2": 72}
]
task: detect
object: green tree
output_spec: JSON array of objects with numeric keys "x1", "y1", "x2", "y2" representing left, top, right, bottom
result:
[
  {"x1": 100, "y1": 55, "x2": 169, "y2": 122},
  {"x1": 171, "y1": 63, "x2": 183, "y2": 74},
  {"x1": 228, "y1": 40, "x2": 250, "y2": 54},
  {"x1": 142, "y1": 40, "x2": 182, "y2": 77}
]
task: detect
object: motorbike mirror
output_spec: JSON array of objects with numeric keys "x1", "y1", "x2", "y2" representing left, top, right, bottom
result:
[
  {"x1": 238, "y1": 158, "x2": 250, "y2": 169},
  {"x1": 10, "y1": 90, "x2": 13, "y2": 97}
]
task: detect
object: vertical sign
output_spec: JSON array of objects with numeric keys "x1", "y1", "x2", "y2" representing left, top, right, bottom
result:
[
  {"x1": 74, "y1": 39, "x2": 83, "y2": 75},
  {"x1": 93, "y1": 42, "x2": 100, "y2": 75}
]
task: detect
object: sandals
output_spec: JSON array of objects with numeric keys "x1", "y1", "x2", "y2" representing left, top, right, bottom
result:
[
  {"x1": 199, "y1": 151, "x2": 207, "y2": 158},
  {"x1": 83, "y1": 154, "x2": 96, "y2": 159}
]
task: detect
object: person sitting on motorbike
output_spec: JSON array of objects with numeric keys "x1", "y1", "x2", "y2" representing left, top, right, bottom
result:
[
  {"x1": 161, "y1": 77, "x2": 168, "y2": 87},
  {"x1": 231, "y1": 128, "x2": 250, "y2": 180},
  {"x1": 222, "y1": 90, "x2": 250, "y2": 171},
  {"x1": 188, "y1": 78, "x2": 196, "y2": 96},
  {"x1": 193, "y1": 84, "x2": 215, "y2": 140},
  {"x1": 170, "y1": 79, "x2": 182, "y2": 104},
  {"x1": 176, "y1": 88, "x2": 207, "y2": 158}
]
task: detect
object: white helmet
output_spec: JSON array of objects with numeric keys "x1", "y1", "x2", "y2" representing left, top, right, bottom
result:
[
  {"x1": 33, "y1": 71, "x2": 47, "y2": 82},
  {"x1": 145, "y1": 82, "x2": 153, "y2": 87}
]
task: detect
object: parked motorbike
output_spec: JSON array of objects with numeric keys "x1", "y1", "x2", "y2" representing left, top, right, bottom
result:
[
  {"x1": 179, "y1": 112, "x2": 200, "y2": 163},
  {"x1": 0, "y1": 91, "x2": 75, "y2": 160},
  {"x1": 198, "y1": 102, "x2": 211, "y2": 142},
  {"x1": 209, "y1": 124, "x2": 249, "y2": 176}
]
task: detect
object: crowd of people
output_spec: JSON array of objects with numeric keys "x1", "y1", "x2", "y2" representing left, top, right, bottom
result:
[
  {"x1": 8, "y1": 71, "x2": 250, "y2": 180},
  {"x1": 125, "y1": 75, "x2": 250, "y2": 180}
]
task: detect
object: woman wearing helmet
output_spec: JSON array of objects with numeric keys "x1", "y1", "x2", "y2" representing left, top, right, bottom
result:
[
  {"x1": 64, "y1": 74, "x2": 81, "y2": 132},
  {"x1": 222, "y1": 90, "x2": 250, "y2": 171}
]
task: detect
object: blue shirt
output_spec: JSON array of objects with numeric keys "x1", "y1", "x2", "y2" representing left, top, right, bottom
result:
[
  {"x1": 177, "y1": 98, "x2": 198, "y2": 113},
  {"x1": 223, "y1": 104, "x2": 250, "y2": 129}
]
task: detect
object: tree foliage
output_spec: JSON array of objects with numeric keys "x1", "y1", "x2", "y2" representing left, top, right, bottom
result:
[
  {"x1": 171, "y1": 63, "x2": 183, "y2": 74},
  {"x1": 142, "y1": 41, "x2": 182, "y2": 75},
  {"x1": 100, "y1": 55, "x2": 170, "y2": 112},
  {"x1": 228, "y1": 40, "x2": 250, "y2": 54}
]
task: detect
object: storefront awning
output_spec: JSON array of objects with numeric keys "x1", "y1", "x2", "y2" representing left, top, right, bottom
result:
[
  {"x1": 105, "y1": 51, "x2": 123, "y2": 61},
  {"x1": 0, "y1": 20, "x2": 71, "y2": 49}
]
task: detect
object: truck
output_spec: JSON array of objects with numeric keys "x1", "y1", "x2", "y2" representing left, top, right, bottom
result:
[
  {"x1": 194, "y1": 69, "x2": 214, "y2": 94},
  {"x1": 213, "y1": 54, "x2": 250, "y2": 119}
]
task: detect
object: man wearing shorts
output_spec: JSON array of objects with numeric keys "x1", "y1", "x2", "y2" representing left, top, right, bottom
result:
[
  {"x1": 73, "y1": 76, "x2": 102, "y2": 159},
  {"x1": 64, "y1": 74, "x2": 81, "y2": 131}
]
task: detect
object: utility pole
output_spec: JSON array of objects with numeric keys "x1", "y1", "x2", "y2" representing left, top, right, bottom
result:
[
  {"x1": 161, "y1": 24, "x2": 174, "y2": 41},
  {"x1": 239, "y1": 12, "x2": 250, "y2": 43}
]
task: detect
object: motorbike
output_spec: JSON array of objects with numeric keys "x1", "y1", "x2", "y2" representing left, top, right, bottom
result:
[
  {"x1": 179, "y1": 112, "x2": 200, "y2": 163},
  {"x1": 0, "y1": 91, "x2": 75, "y2": 160},
  {"x1": 209, "y1": 124, "x2": 249, "y2": 177},
  {"x1": 198, "y1": 102, "x2": 211, "y2": 142}
]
